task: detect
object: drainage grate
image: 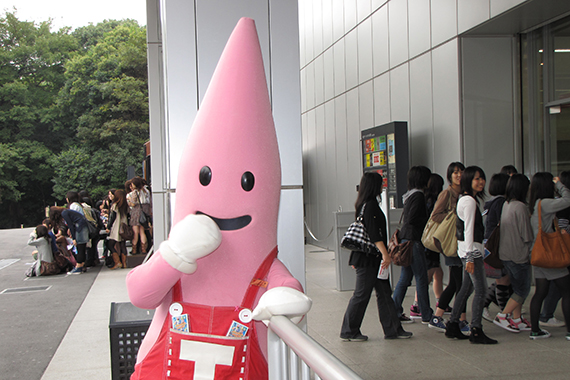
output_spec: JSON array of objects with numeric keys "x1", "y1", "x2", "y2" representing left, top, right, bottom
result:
[
  {"x1": 0, "y1": 285, "x2": 51, "y2": 294},
  {"x1": 0, "y1": 259, "x2": 20, "y2": 270}
]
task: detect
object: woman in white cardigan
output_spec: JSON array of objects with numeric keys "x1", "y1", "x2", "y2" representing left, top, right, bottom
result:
[{"x1": 27, "y1": 225, "x2": 55, "y2": 276}]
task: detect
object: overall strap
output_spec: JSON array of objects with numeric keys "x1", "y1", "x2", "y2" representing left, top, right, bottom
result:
[{"x1": 241, "y1": 246, "x2": 278, "y2": 309}]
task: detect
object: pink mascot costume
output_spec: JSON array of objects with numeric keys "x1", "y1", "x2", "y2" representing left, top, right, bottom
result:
[{"x1": 127, "y1": 17, "x2": 311, "y2": 380}]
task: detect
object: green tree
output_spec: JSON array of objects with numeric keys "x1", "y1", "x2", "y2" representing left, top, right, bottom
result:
[
  {"x1": 52, "y1": 20, "x2": 149, "y2": 201},
  {"x1": 0, "y1": 11, "x2": 77, "y2": 227}
]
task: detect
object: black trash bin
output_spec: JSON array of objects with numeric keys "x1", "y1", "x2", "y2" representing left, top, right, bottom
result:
[{"x1": 109, "y1": 302, "x2": 155, "y2": 380}]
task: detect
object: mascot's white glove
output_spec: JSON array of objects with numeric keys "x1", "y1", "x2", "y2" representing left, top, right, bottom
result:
[
  {"x1": 251, "y1": 287, "x2": 312, "y2": 325},
  {"x1": 160, "y1": 214, "x2": 222, "y2": 274}
]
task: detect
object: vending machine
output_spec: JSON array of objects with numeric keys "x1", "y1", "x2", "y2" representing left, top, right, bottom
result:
[{"x1": 361, "y1": 121, "x2": 409, "y2": 209}]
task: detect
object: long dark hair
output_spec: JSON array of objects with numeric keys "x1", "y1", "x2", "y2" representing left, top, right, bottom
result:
[
  {"x1": 461, "y1": 166, "x2": 486, "y2": 199},
  {"x1": 529, "y1": 172, "x2": 555, "y2": 214},
  {"x1": 505, "y1": 174, "x2": 530, "y2": 204},
  {"x1": 113, "y1": 189, "x2": 129, "y2": 215},
  {"x1": 49, "y1": 206, "x2": 65, "y2": 230},
  {"x1": 355, "y1": 173, "x2": 384, "y2": 218},
  {"x1": 425, "y1": 173, "x2": 444, "y2": 207}
]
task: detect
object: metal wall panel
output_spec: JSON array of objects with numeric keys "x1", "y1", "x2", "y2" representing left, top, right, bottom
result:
[
  {"x1": 389, "y1": 63, "x2": 410, "y2": 122},
  {"x1": 345, "y1": 0, "x2": 358, "y2": 32},
  {"x1": 358, "y1": 0, "x2": 372, "y2": 24},
  {"x1": 346, "y1": 88, "x2": 363, "y2": 188},
  {"x1": 323, "y1": 48, "x2": 335, "y2": 102},
  {"x1": 345, "y1": 29, "x2": 359, "y2": 90},
  {"x1": 491, "y1": 0, "x2": 527, "y2": 18},
  {"x1": 312, "y1": 0, "x2": 324, "y2": 56},
  {"x1": 322, "y1": 0, "x2": 334, "y2": 49},
  {"x1": 333, "y1": 40, "x2": 347, "y2": 95},
  {"x1": 314, "y1": 55, "x2": 325, "y2": 106},
  {"x1": 334, "y1": 95, "x2": 353, "y2": 212},
  {"x1": 409, "y1": 52, "x2": 434, "y2": 167},
  {"x1": 408, "y1": 0, "x2": 431, "y2": 59},
  {"x1": 458, "y1": 0, "x2": 490, "y2": 34},
  {"x1": 432, "y1": 39, "x2": 462, "y2": 176},
  {"x1": 372, "y1": 4, "x2": 389, "y2": 76},
  {"x1": 373, "y1": 73, "x2": 391, "y2": 125},
  {"x1": 388, "y1": 0, "x2": 409, "y2": 68},
  {"x1": 315, "y1": 105, "x2": 328, "y2": 239},
  {"x1": 306, "y1": 62, "x2": 316, "y2": 110},
  {"x1": 357, "y1": 18, "x2": 373, "y2": 84},
  {"x1": 359, "y1": 80, "x2": 375, "y2": 130},
  {"x1": 430, "y1": 0, "x2": 457, "y2": 47}
]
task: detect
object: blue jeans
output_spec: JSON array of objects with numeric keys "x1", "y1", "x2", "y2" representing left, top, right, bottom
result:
[
  {"x1": 450, "y1": 257, "x2": 486, "y2": 328},
  {"x1": 392, "y1": 240, "x2": 432, "y2": 322}
]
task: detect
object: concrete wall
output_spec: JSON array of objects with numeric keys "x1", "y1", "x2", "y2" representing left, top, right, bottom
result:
[{"x1": 299, "y1": 0, "x2": 527, "y2": 249}]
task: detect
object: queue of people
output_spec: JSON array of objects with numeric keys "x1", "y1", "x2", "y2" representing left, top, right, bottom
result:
[
  {"x1": 340, "y1": 163, "x2": 570, "y2": 343},
  {"x1": 25, "y1": 177, "x2": 152, "y2": 276}
]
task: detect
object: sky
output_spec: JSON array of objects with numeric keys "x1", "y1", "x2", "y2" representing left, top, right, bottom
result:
[{"x1": 2, "y1": 0, "x2": 147, "y2": 30}]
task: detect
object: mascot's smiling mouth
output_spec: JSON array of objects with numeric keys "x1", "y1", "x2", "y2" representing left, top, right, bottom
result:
[{"x1": 196, "y1": 211, "x2": 251, "y2": 231}]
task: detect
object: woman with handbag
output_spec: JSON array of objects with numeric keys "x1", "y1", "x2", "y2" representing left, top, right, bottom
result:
[
  {"x1": 392, "y1": 166, "x2": 433, "y2": 325},
  {"x1": 492, "y1": 174, "x2": 533, "y2": 333},
  {"x1": 445, "y1": 166, "x2": 497, "y2": 344},
  {"x1": 340, "y1": 173, "x2": 413, "y2": 341},
  {"x1": 127, "y1": 177, "x2": 152, "y2": 254},
  {"x1": 106, "y1": 189, "x2": 130, "y2": 269},
  {"x1": 481, "y1": 173, "x2": 512, "y2": 320},
  {"x1": 428, "y1": 162, "x2": 470, "y2": 332},
  {"x1": 528, "y1": 173, "x2": 570, "y2": 340}
]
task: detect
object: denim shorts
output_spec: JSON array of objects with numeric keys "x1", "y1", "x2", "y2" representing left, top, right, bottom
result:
[{"x1": 502, "y1": 260, "x2": 531, "y2": 304}]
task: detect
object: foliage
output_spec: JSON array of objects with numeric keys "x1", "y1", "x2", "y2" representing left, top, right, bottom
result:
[{"x1": 0, "y1": 11, "x2": 149, "y2": 228}]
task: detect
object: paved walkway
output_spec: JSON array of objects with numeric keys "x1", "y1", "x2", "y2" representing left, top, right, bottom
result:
[
  {"x1": 29, "y1": 243, "x2": 570, "y2": 379},
  {"x1": 40, "y1": 265, "x2": 130, "y2": 379}
]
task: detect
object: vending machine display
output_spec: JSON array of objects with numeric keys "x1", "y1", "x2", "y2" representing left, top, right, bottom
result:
[{"x1": 361, "y1": 122, "x2": 409, "y2": 209}]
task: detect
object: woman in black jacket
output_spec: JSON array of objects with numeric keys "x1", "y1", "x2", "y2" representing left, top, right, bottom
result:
[
  {"x1": 340, "y1": 173, "x2": 412, "y2": 341},
  {"x1": 392, "y1": 166, "x2": 433, "y2": 324}
]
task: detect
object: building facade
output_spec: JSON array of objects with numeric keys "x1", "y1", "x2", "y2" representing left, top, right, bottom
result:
[{"x1": 300, "y1": 0, "x2": 570, "y2": 249}]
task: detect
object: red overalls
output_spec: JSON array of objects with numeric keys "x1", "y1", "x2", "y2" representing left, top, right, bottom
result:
[{"x1": 131, "y1": 248, "x2": 277, "y2": 380}]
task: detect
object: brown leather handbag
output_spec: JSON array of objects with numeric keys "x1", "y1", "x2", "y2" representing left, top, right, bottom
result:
[
  {"x1": 531, "y1": 200, "x2": 570, "y2": 268},
  {"x1": 388, "y1": 229, "x2": 413, "y2": 267}
]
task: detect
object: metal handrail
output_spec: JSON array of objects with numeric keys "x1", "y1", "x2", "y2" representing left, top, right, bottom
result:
[{"x1": 267, "y1": 315, "x2": 362, "y2": 380}]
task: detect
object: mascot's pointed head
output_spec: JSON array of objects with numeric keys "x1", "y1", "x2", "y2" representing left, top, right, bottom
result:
[{"x1": 173, "y1": 18, "x2": 281, "y2": 255}]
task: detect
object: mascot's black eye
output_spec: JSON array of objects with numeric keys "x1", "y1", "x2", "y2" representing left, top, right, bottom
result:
[
  {"x1": 199, "y1": 166, "x2": 212, "y2": 186},
  {"x1": 241, "y1": 172, "x2": 255, "y2": 192}
]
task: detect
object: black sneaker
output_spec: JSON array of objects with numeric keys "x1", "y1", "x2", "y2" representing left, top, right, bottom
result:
[
  {"x1": 529, "y1": 330, "x2": 551, "y2": 340},
  {"x1": 341, "y1": 334, "x2": 368, "y2": 342},
  {"x1": 399, "y1": 313, "x2": 414, "y2": 324}
]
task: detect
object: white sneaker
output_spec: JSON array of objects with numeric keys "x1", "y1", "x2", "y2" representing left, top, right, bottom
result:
[
  {"x1": 482, "y1": 307, "x2": 493, "y2": 322},
  {"x1": 493, "y1": 314, "x2": 520, "y2": 333},
  {"x1": 539, "y1": 317, "x2": 566, "y2": 328}
]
